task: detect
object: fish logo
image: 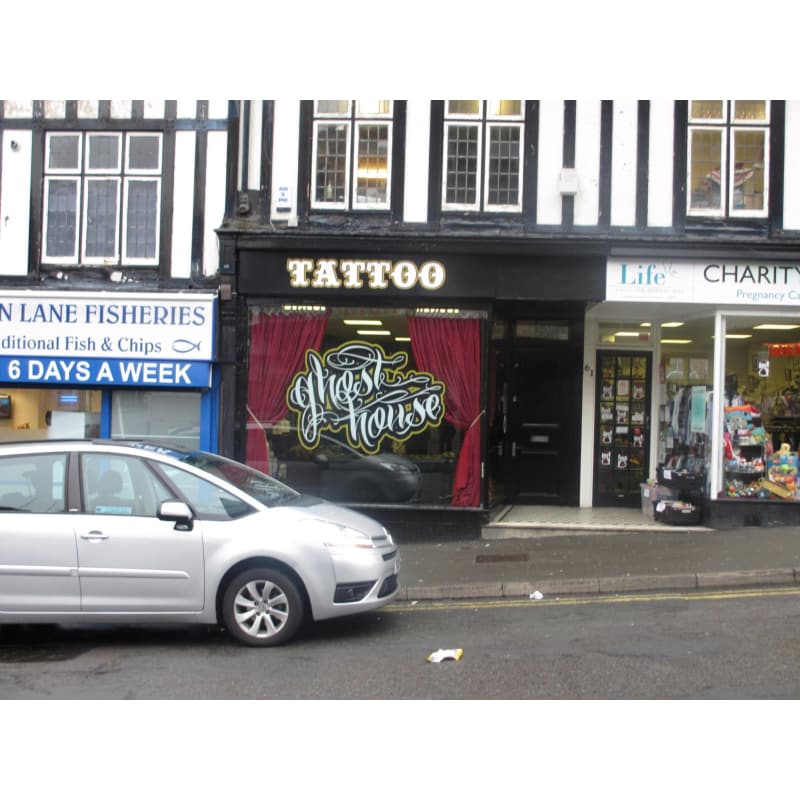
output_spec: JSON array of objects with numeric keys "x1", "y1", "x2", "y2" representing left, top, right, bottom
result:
[{"x1": 172, "y1": 339, "x2": 202, "y2": 354}]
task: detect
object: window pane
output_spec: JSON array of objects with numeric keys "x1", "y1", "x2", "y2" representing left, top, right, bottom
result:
[
  {"x1": 156, "y1": 462, "x2": 252, "y2": 520},
  {"x1": 690, "y1": 100, "x2": 725, "y2": 121},
  {"x1": 447, "y1": 100, "x2": 480, "y2": 116},
  {"x1": 487, "y1": 125, "x2": 520, "y2": 206},
  {"x1": 734, "y1": 101, "x2": 767, "y2": 122},
  {"x1": 689, "y1": 129, "x2": 723, "y2": 211},
  {"x1": 88, "y1": 135, "x2": 120, "y2": 170},
  {"x1": 85, "y1": 179, "x2": 118, "y2": 258},
  {"x1": 356, "y1": 124, "x2": 389, "y2": 205},
  {"x1": 0, "y1": 453, "x2": 66, "y2": 513},
  {"x1": 45, "y1": 179, "x2": 78, "y2": 257},
  {"x1": 125, "y1": 179, "x2": 158, "y2": 258},
  {"x1": 111, "y1": 390, "x2": 201, "y2": 448},
  {"x1": 48, "y1": 135, "x2": 80, "y2": 170},
  {"x1": 356, "y1": 100, "x2": 391, "y2": 115},
  {"x1": 316, "y1": 100, "x2": 350, "y2": 114},
  {"x1": 445, "y1": 125, "x2": 479, "y2": 205},
  {"x1": 314, "y1": 123, "x2": 348, "y2": 203},
  {"x1": 732, "y1": 129, "x2": 766, "y2": 211},
  {"x1": 128, "y1": 135, "x2": 160, "y2": 170},
  {"x1": 488, "y1": 100, "x2": 522, "y2": 117}
]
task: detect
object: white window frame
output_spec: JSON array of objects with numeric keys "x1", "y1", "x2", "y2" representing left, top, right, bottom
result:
[
  {"x1": 310, "y1": 101, "x2": 393, "y2": 211},
  {"x1": 41, "y1": 131, "x2": 163, "y2": 267},
  {"x1": 442, "y1": 100, "x2": 524, "y2": 213},
  {"x1": 687, "y1": 100, "x2": 770, "y2": 219}
]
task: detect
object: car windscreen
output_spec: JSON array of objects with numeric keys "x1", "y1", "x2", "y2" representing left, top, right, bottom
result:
[{"x1": 174, "y1": 452, "x2": 301, "y2": 507}]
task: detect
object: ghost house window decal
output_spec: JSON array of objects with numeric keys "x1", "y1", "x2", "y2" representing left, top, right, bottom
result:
[{"x1": 286, "y1": 341, "x2": 446, "y2": 455}]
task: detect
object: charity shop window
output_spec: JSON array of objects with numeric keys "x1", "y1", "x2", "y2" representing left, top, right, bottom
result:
[
  {"x1": 687, "y1": 100, "x2": 769, "y2": 218},
  {"x1": 245, "y1": 304, "x2": 485, "y2": 508},
  {"x1": 442, "y1": 100, "x2": 524, "y2": 213},
  {"x1": 42, "y1": 131, "x2": 163, "y2": 266},
  {"x1": 311, "y1": 101, "x2": 393, "y2": 210}
]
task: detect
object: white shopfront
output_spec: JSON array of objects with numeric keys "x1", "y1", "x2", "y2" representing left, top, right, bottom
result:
[{"x1": 580, "y1": 256, "x2": 800, "y2": 523}]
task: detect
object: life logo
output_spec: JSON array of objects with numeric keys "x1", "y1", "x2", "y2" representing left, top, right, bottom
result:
[{"x1": 616, "y1": 262, "x2": 671, "y2": 287}]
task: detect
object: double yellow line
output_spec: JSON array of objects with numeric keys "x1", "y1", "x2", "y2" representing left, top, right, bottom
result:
[{"x1": 386, "y1": 585, "x2": 800, "y2": 613}]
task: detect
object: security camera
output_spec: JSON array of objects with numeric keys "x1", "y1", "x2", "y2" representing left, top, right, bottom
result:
[{"x1": 10, "y1": 140, "x2": 19, "y2": 151}]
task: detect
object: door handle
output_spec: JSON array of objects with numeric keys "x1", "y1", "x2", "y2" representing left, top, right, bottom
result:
[{"x1": 81, "y1": 531, "x2": 109, "y2": 540}]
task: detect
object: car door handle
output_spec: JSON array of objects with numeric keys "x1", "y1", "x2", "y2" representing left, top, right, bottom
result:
[{"x1": 81, "y1": 531, "x2": 110, "y2": 541}]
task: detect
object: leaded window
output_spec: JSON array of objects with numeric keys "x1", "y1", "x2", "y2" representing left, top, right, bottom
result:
[
  {"x1": 311, "y1": 101, "x2": 393, "y2": 210},
  {"x1": 687, "y1": 100, "x2": 769, "y2": 218},
  {"x1": 42, "y1": 131, "x2": 162, "y2": 266},
  {"x1": 442, "y1": 100, "x2": 524, "y2": 212}
]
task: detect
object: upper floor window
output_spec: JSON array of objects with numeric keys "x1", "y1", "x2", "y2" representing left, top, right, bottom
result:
[
  {"x1": 42, "y1": 131, "x2": 163, "y2": 266},
  {"x1": 442, "y1": 100, "x2": 524, "y2": 213},
  {"x1": 311, "y1": 101, "x2": 393, "y2": 211},
  {"x1": 687, "y1": 100, "x2": 769, "y2": 218}
]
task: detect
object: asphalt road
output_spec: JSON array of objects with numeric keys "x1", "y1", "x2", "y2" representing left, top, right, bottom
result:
[{"x1": 3, "y1": 587, "x2": 800, "y2": 700}]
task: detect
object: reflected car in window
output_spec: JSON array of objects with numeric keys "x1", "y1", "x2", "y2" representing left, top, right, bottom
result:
[
  {"x1": 0, "y1": 439, "x2": 400, "y2": 646},
  {"x1": 264, "y1": 427, "x2": 422, "y2": 504}
]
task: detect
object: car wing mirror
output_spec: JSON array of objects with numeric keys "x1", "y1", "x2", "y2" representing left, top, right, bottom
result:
[
  {"x1": 158, "y1": 500, "x2": 194, "y2": 531},
  {"x1": 313, "y1": 453, "x2": 329, "y2": 468}
]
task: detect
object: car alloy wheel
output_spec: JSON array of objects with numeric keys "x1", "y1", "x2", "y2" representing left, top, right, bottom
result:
[{"x1": 222, "y1": 567, "x2": 304, "y2": 646}]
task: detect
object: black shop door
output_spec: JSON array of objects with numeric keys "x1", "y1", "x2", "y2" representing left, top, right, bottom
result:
[
  {"x1": 593, "y1": 351, "x2": 652, "y2": 507},
  {"x1": 506, "y1": 345, "x2": 580, "y2": 505}
]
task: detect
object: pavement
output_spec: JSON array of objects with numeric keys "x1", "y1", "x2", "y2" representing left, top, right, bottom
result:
[{"x1": 393, "y1": 512, "x2": 800, "y2": 602}]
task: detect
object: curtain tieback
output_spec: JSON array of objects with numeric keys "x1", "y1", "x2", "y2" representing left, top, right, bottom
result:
[{"x1": 467, "y1": 410, "x2": 486, "y2": 431}]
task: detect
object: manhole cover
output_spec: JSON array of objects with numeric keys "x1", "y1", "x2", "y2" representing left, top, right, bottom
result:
[{"x1": 475, "y1": 553, "x2": 528, "y2": 564}]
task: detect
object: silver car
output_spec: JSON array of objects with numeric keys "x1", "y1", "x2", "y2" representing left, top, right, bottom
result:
[{"x1": 0, "y1": 439, "x2": 400, "y2": 646}]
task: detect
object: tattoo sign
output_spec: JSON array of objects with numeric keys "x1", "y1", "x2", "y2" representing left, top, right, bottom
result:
[{"x1": 286, "y1": 341, "x2": 445, "y2": 454}]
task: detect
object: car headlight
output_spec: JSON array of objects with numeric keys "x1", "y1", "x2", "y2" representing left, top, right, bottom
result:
[{"x1": 317, "y1": 521, "x2": 376, "y2": 549}]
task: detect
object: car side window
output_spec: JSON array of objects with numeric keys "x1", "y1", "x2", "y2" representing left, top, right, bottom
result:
[
  {"x1": 0, "y1": 453, "x2": 67, "y2": 513},
  {"x1": 82, "y1": 453, "x2": 174, "y2": 516},
  {"x1": 154, "y1": 462, "x2": 254, "y2": 521}
]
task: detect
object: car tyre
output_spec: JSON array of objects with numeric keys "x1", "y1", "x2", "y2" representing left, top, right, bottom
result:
[{"x1": 222, "y1": 567, "x2": 304, "y2": 647}]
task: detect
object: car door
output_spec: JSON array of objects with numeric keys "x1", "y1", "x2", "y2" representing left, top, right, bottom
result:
[
  {"x1": 75, "y1": 452, "x2": 205, "y2": 613},
  {"x1": 0, "y1": 452, "x2": 79, "y2": 612}
]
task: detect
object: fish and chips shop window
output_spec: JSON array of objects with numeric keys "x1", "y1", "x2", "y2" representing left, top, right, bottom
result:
[{"x1": 244, "y1": 304, "x2": 486, "y2": 507}]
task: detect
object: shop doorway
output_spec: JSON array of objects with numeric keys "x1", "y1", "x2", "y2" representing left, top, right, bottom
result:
[{"x1": 593, "y1": 350, "x2": 652, "y2": 507}]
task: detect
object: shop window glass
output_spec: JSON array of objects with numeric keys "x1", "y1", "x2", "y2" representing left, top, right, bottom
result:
[
  {"x1": 687, "y1": 100, "x2": 769, "y2": 218},
  {"x1": 245, "y1": 304, "x2": 486, "y2": 508},
  {"x1": 722, "y1": 315, "x2": 800, "y2": 502},
  {"x1": 443, "y1": 100, "x2": 524, "y2": 212},
  {"x1": 0, "y1": 388, "x2": 101, "y2": 442},
  {"x1": 110, "y1": 390, "x2": 201, "y2": 449}
]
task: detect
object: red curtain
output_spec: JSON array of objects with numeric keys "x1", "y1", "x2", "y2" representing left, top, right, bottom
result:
[
  {"x1": 408, "y1": 315, "x2": 483, "y2": 507},
  {"x1": 245, "y1": 309, "x2": 328, "y2": 473}
]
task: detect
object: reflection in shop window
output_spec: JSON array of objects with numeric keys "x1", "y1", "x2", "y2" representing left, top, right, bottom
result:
[{"x1": 246, "y1": 305, "x2": 485, "y2": 507}]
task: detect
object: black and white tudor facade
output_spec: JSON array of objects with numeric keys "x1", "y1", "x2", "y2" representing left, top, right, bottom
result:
[{"x1": 4, "y1": 99, "x2": 800, "y2": 533}]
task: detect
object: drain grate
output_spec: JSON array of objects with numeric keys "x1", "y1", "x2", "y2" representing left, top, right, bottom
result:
[{"x1": 475, "y1": 553, "x2": 528, "y2": 564}]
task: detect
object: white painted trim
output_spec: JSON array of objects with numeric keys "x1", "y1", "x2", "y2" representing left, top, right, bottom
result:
[
  {"x1": 647, "y1": 100, "x2": 674, "y2": 228},
  {"x1": 402, "y1": 101, "x2": 430, "y2": 223},
  {"x1": 574, "y1": 101, "x2": 601, "y2": 226},
  {"x1": 782, "y1": 102, "x2": 800, "y2": 230},
  {"x1": 0, "y1": 130, "x2": 33, "y2": 276},
  {"x1": 536, "y1": 101, "x2": 564, "y2": 226},
  {"x1": 610, "y1": 100, "x2": 638, "y2": 227},
  {"x1": 247, "y1": 100, "x2": 263, "y2": 191},
  {"x1": 270, "y1": 100, "x2": 300, "y2": 220},
  {"x1": 202, "y1": 130, "x2": 227, "y2": 276},
  {"x1": 169, "y1": 131, "x2": 195, "y2": 279}
]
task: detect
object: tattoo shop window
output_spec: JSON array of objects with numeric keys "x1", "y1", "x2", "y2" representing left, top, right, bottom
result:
[
  {"x1": 442, "y1": 100, "x2": 524, "y2": 213},
  {"x1": 311, "y1": 101, "x2": 393, "y2": 210},
  {"x1": 687, "y1": 100, "x2": 769, "y2": 218},
  {"x1": 42, "y1": 131, "x2": 162, "y2": 266}
]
